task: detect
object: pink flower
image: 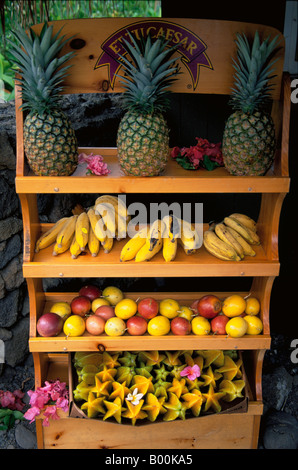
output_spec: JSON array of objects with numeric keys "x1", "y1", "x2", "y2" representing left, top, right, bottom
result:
[
  {"x1": 180, "y1": 364, "x2": 201, "y2": 381},
  {"x1": 78, "y1": 152, "x2": 110, "y2": 176},
  {"x1": 42, "y1": 405, "x2": 60, "y2": 427},
  {"x1": 0, "y1": 390, "x2": 25, "y2": 411},
  {"x1": 23, "y1": 406, "x2": 41, "y2": 423}
]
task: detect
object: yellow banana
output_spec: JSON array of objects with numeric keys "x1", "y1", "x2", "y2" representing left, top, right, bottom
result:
[
  {"x1": 243, "y1": 225, "x2": 260, "y2": 245},
  {"x1": 115, "y1": 214, "x2": 129, "y2": 240},
  {"x1": 223, "y1": 216, "x2": 255, "y2": 244},
  {"x1": 56, "y1": 215, "x2": 77, "y2": 249},
  {"x1": 101, "y1": 229, "x2": 114, "y2": 253},
  {"x1": 203, "y1": 229, "x2": 241, "y2": 261},
  {"x1": 70, "y1": 234, "x2": 82, "y2": 259},
  {"x1": 163, "y1": 236, "x2": 178, "y2": 262},
  {"x1": 215, "y1": 223, "x2": 244, "y2": 259},
  {"x1": 146, "y1": 219, "x2": 165, "y2": 251},
  {"x1": 162, "y1": 214, "x2": 180, "y2": 241},
  {"x1": 52, "y1": 234, "x2": 73, "y2": 256},
  {"x1": 224, "y1": 226, "x2": 256, "y2": 257},
  {"x1": 229, "y1": 213, "x2": 257, "y2": 232},
  {"x1": 180, "y1": 222, "x2": 201, "y2": 251},
  {"x1": 120, "y1": 225, "x2": 149, "y2": 262},
  {"x1": 135, "y1": 237, "x2": 163, "y2": 262},
  {"x1": 35, "y1": 217, "x2": 69, "y2": 252},
  {"x1": 88, "y1": 227, "x2": 100, "y2": 257},
  {"x1": 178, "y1": 237, "x2": 197, "y2": 255},
  {"x1": 87, "y1": 208, "x2": 106, "y2": 243},
  {"x1": 75, "y1": 211, "x2": 89, "y2": 251},
  {"x1": 95, "y1": 202, "x2": 116, "y2": 237},
  {"x1": 94, "y1": 195, "x2": 129, "y2": 218}
]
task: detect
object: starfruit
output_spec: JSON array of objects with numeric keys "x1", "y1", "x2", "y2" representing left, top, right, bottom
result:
[
  {"x1": 196, "y1": 350, "x2": 224, "y2": 368},
  {"x1": 138, "y1": 350, "x2": 166, "y2": 366},
  {"x1": 182, "y1": 389, "x2": 204, "y2": 417},
  {"x1": 130, "y1": 375, "x2": 154, "y2": 395},
  {"x1": 109, "y1": 381, "x2": 130, "y2": 403},
  {"x1": 153, "y1": 364, "x2": 170, "y2": 382},
  {"x1": 100, "y1": 352, "x2": 120, "y2": 369},
  {"x1": 201, "y1": 365, "x2": 222, "y2": 388},
  {"x1": 142, "y1": 393, "x2": 166, "y2": 422},
  {"x1": 167, "y1": 378, "x2": 188, "y2": 399},
  {"x1": 122, "y1": 399, "x2": 148, "y2": 425},
  {"x1": 119, "y1": 352, "x2": 138, "y2": 368},
  {"x1": 92, "y1": 376, "x2": 112, "y2": 398},
  {"x1": 73, "y1": 381, "x2": 94, "y2": 402},
  {"x1": 116, "y1": 366, "x2": 136, "y2": 386},
  {"x1": 154, "y1": 379, "x2": 172, "y2": 398},
  {"x1": 81, "y1": 392, "x2": 105, "y2": 418},
  {"x1": 103, "y1": 396, "x2": 125, "y2": 424},
  {"x1": 219, "y1": 379, "x2": 245, "y2": 402},
  {"x1": 74, "y1": 352, "x2": 103, "y2": 369},
  {"x1": 215, "y1": 355, "x2": 243, "y2": 381},
  {"x1": 202, "y1": 384, "x2": 226, "y2": 413},
  {"x1": 162, "y1": 351, "x2": 182, "y2": 367},
  {"x1": 163, "y1": 392, "x2": 188, "y2": 421}
]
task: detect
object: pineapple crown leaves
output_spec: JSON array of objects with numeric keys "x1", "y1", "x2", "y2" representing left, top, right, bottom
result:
[
  {"x1": 116, "y1": 30, "x2": 181, "y2": 114},
  {"x1": 8, "y1": 22, "x2": 75, "y2": 114},
  {"x1": 230, "y1": 30, "x2": 281, "y2": 114}
]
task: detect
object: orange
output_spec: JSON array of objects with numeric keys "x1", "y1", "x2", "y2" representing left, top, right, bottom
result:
[
  {"x1": 245, "y1": 297, "x2": 260, "y2": 315},
  {"x1": 191, "y1": 316, "x2": 211, "y2": 335},
  {"x1": 244, "y1": 315, "x2": 263, "y2": 335},
  {"x1": 104, "y1": 317, "x2": 126, "y2": 336},
  {"x1": 225, "y1": 317, "x2": 248, "y2": 338},
  {"x1": 115, "y1": 298, "x2": 137, "y2": 320},
  {"x1": 222, "y1": 294, "x2": 246, "y2": 317},
  {"x1": 159, "y1": 298, "x2": 180, "y2": 319},
  {"x1": 63, "y1": 315, "x2": 86, "y2": 337},
  {"x1": 147, "y1": 316, "x2": 170, "y2": 336}
]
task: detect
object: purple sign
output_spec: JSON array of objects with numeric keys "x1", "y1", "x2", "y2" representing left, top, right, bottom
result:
[{"x1": 94, "y1": 20, "x2": 213, "y2": 90}]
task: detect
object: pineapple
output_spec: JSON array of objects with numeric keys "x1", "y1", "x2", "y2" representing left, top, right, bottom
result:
[
  {"x1": 10, "y1": 23, "x2": 78, "y2": 176},
  {"x1": 116, "y1": 32, "x2": 180, "y2": 176},
  {"x1": 222, "y1": 31, "x2": 280, "y2": 176}
]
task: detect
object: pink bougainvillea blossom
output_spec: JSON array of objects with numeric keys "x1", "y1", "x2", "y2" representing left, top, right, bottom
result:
[
  {"x1": 78, "y1": 152, "x2": 110, "y2": 176},
  {"x1": 180, "y1": 364, "x2": 201, "y2": 381},
  {"x1": 0, "y1": 389, "x2": 25, "y2": 411},
  {"x1": 171, "y1": 137, "x2": 223, "y2": 171}
]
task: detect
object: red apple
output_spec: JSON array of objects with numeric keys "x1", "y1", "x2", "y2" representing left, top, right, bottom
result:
[
  {"x1": 71, "y1": 295, "x2": 91, "y2": 317},
  {"x1": 126, "y1": 316, "x2": 148, "y2": 336},
  {"x1": 37, "y1": 312, "x2": 63, "y2": 337},
  {"x1": 170, "y1": 317, "x2": 191, "y2": 335},
  {"x1": 95, "y1": 305, "x2": 115, "y2": 321},
  {"x1": 197, "y1": 295, "x2": 222, "y2": 319},
  {"x1": 137, "y1": 297, "x2": 159, "y2": 319},
  {"x1": 85, "y1": 315, "x2": 105, "y2": 335},
  {"x1": 210, "y1": 314, "x2": 229, "y2": 335},
  {"x1": 190, "y1": 299, "x2": 200, "y2": 315},
  {"x1": 79, "y1": 285, "x2": 102, "y2": 301}
]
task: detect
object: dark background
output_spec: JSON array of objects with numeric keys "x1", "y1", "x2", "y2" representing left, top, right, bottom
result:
[{"x1": 157, "y1": 0, "x2": 297, "y2": 336}]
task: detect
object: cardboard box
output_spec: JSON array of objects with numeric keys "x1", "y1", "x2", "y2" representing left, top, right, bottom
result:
[{"x1": 68, "y1": 351, "x2": 248, "y2": 425}]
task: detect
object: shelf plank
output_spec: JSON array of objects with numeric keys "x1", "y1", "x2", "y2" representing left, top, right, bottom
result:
[
  {"x1": 23, "y1": 232, "x2": 280, "y2": 278},
  {"x1": 15, "y1": 148, "x2": 290, "y2": 194},
  {"x1": 29, "y1": 333, "x2": 271, "y2": 353}
]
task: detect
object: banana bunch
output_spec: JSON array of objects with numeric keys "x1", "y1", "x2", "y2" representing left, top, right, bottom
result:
[
  {"x1": 203, "y1": 213, "x2": 259, "y2": 262},
  {"x1": 120, "y1": 215, "x2": 201, "y2": 263},
  {"x1": 34, "y1": 194, "x2": 130, "y2": 258}
]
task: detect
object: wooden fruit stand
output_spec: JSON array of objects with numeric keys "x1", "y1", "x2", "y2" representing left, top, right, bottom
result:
[{"x1": 15, "y1": 18, "x2": 290, "y2": 449}]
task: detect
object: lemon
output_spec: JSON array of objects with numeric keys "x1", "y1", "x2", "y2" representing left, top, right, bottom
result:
[
  {"x1": 63, "y1": 315, "x2": 86, "y2": 337},
  {"x1": 225, "y1": 317, "x2": 248, "y2": 338},
  {"x1": 147, "y1": 316, "x2": 171, "y2": 336},
  {"x1": 50, "y1": 301, "x2": 71, "y2": 320},
  {"x1": 244, "y1": 315, "x2": 263, "y2": 335},
  {"x1": 222, "y1": 294, "x2": 246, "y2": 317},
  {"x1": 104, "y1": 317, "x2": 126, "y2": 336},
  {"x1": 115, "y1": 298, "x2": 138, "y2": 320},
  {"x1": 178, "y1": 305, "x2": 193, "y2": 321},
  {"x1": 159, "y1": 298, "x2": 180, "y2": 319},
  {"x1": 191, "y1": 316, "x2": 211, "y2": 335},
  {"x1": 102, "y1": 286, "x2": 124, "y2": 305},
  {"x1": 245, "y1": 297, "x2": 260, "y2": 315},
  {"x1": 91, "y1": 297, "x2": 110, "y2": 312}
]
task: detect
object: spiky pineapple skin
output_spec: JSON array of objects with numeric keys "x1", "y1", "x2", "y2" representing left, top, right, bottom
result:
[
  {"x1": 117, "y1": 112, "x2": 169, "y2": 177},
  {"x1": 222, "y1": 111, "x2": 276, "y2": 176},
  {"x1": 24, "y1": 110, "x2": 78, "y2": 176}
]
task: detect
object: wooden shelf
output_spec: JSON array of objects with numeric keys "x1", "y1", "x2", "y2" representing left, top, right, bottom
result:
[
  {"x1": 23, "y1": 228, "x2": 279, "y2": 278},
  {"x1": 15, "y1": 148, "x2": 290, "y2": 195},
  {"x1": 28, "y1": 290, "x2": 271, "y2": 353}
]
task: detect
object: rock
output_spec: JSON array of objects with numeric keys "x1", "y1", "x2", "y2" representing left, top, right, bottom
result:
[
  {"x1": 0, "y1": 217, "x2": 23, "y2": 242},
  {"x1": 0, "y1": 289, "x2": 19, "y2": 327},
  {"x1": 262, "y1": 366, "x2": 293, "y2": 412},
  {"x1": 263, "y1": 410, "x2": 298, "y2": 449},
  {"x1": 0, "y1": 130, "x2": 16, "y2": 170},
  {"x1": 15, "y1": 424, "x2": 36, "y2": 449},
  {"x1": 0, "y1": 177, "x2": 19, "y2": 219},
  {"x1": 1, "y1": 253, "x2": 24, "y2": 291},
  {"x1": 0, "y1": 327, "x2": 12, "y2": 340},
  {"x1": 0, "y1": 234, "x2": 22, "y2": 269},
  {"x1": 4, "y1": 317, "x2": 29, "y2": 367}
]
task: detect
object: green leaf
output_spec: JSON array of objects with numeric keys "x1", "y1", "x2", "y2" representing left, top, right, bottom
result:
[
  {"x1": 202, "y1": 155, "x2": 221, "y2": 171},
  {"x1": 175, "y1": 156, "x2": 196, "y2": 170}
]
